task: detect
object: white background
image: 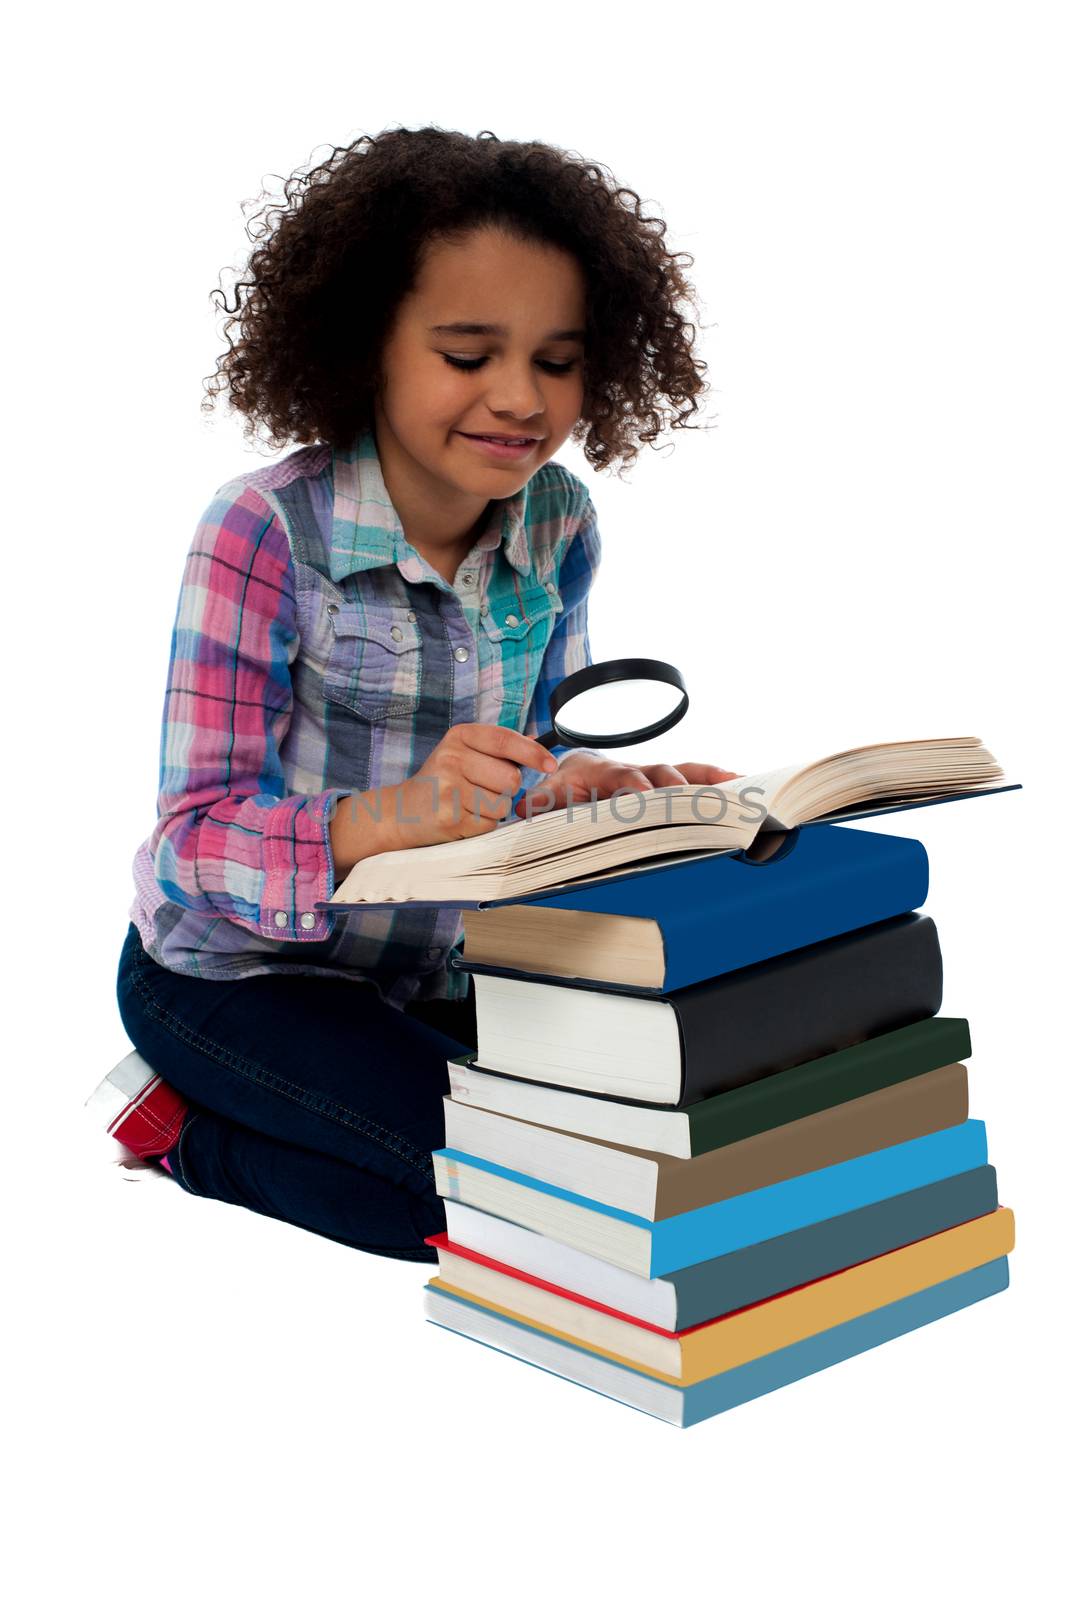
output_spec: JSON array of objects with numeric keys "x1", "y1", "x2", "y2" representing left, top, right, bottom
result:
[{"x1": 6, "y1": 1, "x2": 1062, "y2": 1594}]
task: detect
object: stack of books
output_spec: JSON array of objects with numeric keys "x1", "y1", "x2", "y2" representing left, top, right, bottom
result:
[
  {"x1": 321, "y1": 737, "x2": 1016, "y2": 1428},
  {"x1": 419, "y1": 823, "x2": 1014, "y2": 1425}
]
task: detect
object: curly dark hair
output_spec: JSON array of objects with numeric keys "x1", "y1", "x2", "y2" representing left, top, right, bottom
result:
[{"x1": 202, "y1": 125, "x2": 712, "y2": 474}]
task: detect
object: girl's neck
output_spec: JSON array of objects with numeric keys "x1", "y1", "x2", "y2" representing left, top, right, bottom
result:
[{"x1": 371, "y1": 418, "x2": 494, "y2": 586}]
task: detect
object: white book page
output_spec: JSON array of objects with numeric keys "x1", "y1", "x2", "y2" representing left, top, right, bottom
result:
[{"x1": 715, "y1": 765, "x2": 807, "y2": 826}]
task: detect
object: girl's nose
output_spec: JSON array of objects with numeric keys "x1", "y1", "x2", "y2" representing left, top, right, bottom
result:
[{"x1": 482, "y1": 363, "x2": 547, "y2": 418}]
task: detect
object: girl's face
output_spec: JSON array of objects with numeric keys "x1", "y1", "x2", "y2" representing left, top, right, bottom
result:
[{"x1": 372, "y1": 226, "x2": 587, "y2": 513}]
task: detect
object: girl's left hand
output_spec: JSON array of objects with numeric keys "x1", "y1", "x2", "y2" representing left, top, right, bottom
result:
[{"x1": 513, "y1": 754, "x2": 741, "y2": 819}]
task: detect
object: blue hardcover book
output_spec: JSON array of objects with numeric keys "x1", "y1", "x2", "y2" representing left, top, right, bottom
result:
[
  {"x1": 432, "y1": 1119, "x2": 989, "y2": 1276},
  {"x1": 453, "y1": 823, "x2": 929, "y2": 993},
  {"x1": 424, "y1": 1257, "x2": 1010, "y2": 1426}
]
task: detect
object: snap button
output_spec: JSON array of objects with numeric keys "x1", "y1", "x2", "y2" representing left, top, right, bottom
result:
[
  {"x1": 454, "y1": 646, "x2": 470, "y2": 662},
  {"x1": 545, "y1": 581, "x2": 556, "y2": 594},
  {"x1": 300, "y1": 912, "x2": 316, "y2": 929},
  {"x1": 461, "y1": 571, "x2": 476, "y2": 586},
  {"x1": 480, "y1": 600, "x2": 489, "y2": 614},
  {"x1": 390, "y1": 625, "x2": 403, "y2": 642},
  {"x1": 406, "y1": 609, "x2": 416, "y2": 622},
  {"x1": 273, "y1": 910, "x2": 289, "y2": 928},
  {"x1": 427, "y1": 946, "x2": 442, "y2": 960},
  {"x1": 505, "y1": 613, "x2": 519, "y2": 628},
  {"x1": 326, "y1": 603, "x2": 339, "y2": 615}
]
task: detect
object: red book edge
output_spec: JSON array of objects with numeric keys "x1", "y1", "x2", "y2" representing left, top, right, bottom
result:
[{"x1": 423, "y1": 1206, "x2": 1004, "y2": 1338}]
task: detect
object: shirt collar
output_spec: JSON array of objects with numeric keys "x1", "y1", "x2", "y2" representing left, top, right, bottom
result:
[{"x1": 329, "y1": 428, "x2": 532, "y2": 585}]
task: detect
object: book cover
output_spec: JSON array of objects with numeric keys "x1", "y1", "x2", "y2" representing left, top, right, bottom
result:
[
  {"x1": 471, "y1": 912, "x2": 944, "y2": 1106},
  {"x1": 424, "y1": 1258, "x2": 1010, "y2": 1427},
  {"x1": 316, "y1": 741, "x2": 1017, "y2": 911},
  {"x1": 448, "y1": 1016, "x2": 973, "y2": 1154},
  {"x1": 432, "y1": 1119, "x2": 990, "y2": 1276},
  {"x1": 426, "y1": 1206, "x2": 1014, "y2": 1384},
  {"x1": 441, "y1": 1063, "x2": 969, "y2": 1219},
  {"x1": 452, "y1": 823, "x2": 930, "y2": 993},
  {"x1": 431, "y1": 1163, "x2": 1001, "y2": 1329}
]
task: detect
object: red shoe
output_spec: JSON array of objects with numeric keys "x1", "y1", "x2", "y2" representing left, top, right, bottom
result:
[{"x1": 85, "y1": 1050, "x2": 188, "y2": 1162}]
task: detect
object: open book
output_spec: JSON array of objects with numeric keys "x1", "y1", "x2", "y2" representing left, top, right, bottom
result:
[{"x1": 321, "y1": 736, "x2": 1012, "y2": 908}]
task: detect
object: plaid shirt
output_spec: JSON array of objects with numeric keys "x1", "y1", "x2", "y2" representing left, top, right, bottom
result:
[{"x1": 129, "y1": 427, "x2": 602, "y2": 1006}]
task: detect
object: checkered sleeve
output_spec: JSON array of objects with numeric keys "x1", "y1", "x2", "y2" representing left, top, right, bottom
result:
[
  {"x1": 515, "y1": 491, "x2": 604, "y2": 803},
  {"x1": 148, "y1": 485, "x2": 351, "y2": 940}
]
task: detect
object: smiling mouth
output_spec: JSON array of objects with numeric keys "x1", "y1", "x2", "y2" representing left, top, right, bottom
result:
[{"x1": 459, "y1": 432, "x2": 544, "y2": 443}]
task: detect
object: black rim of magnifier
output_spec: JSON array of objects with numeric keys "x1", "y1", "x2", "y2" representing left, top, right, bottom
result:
[{"x1": 535, "y1": 657, "x2": 689, "y2": 749}]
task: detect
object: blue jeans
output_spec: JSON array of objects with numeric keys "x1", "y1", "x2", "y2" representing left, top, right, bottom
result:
[{"x1": 115, "y1": 922, "x2": 477, "y2": 1262}]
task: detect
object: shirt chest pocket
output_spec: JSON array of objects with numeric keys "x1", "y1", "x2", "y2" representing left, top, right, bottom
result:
[
  {"x1": 479, "y1": 583, "x2": 564, "y2": 712},
  {"x1": 323, "y1": 602, "x2": 422, "y2": 722}
]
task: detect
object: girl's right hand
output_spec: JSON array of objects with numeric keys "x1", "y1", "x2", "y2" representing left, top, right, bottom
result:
[{"x1": 381, "y1": 723, "x2": 558, "y2": 852}]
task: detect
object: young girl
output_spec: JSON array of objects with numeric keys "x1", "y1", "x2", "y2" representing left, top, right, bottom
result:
[{"x1": 102, "y1": 126, "x2": 736, "y2": 1262}]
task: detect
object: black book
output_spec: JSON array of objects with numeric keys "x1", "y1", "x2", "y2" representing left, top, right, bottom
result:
[{"x1": 469, "y1": 913, "x2": 943, "y2": 1108}]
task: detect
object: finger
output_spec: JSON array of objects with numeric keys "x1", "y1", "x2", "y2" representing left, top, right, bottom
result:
[
  {"x1": 675, "y1": 762, "x2": 742, "y2": 784},
  {"x1": 516, "y1": 762, "x2": 613, "y2": 816},
  {"x1": 460, "y1": 722, "x2": 558, "y2": 776},
  {"x1": 514, "y1": 786, "x2": 563, "y2": 819},
  {"x1": 439, "y1": 778, "x2": 516, "y2": 828},
  {"x1": 424, "y1": 739, "x2": 551, "y2": 817},
  {"x1": 397, "y1": 771, "x2": 514, "y2": 835},
  {"x1": 600, "y1": 764, "x2": 656, "y2": 792},
  {"x1": 453, "y1": 748, "x2": 534, "y2": 803},
  {"x1": 456, "y1": 778, "x2": 517, "y2": 824},
  {"x1": 636, "y1": 764, "x2": 690, "y2": 788}
]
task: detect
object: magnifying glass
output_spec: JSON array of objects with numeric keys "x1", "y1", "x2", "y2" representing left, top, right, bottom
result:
[{"x1": 532, "y1": 657, "x2": 689, "y2": 751}]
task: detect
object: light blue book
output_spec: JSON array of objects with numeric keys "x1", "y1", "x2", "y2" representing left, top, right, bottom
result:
[
  {"x1": 425, "y1": 1257, "x2": 1010, "y2": 1426},
  {"x1": 432, "y1": 1120, "x2": 989, "y2": 1276}
]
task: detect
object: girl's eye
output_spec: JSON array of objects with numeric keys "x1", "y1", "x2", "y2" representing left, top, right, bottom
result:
[{"x1": 442, "y1": 355, "x2": 578, "y2": 375}]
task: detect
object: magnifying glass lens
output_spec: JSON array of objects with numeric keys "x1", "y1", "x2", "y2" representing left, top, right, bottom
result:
[
  {"x1": 536, "y1": 657, "x2": 690, "y2": 750},
  {"x1": 554, "y1": 678, "x2": 687, "y2": 742}
]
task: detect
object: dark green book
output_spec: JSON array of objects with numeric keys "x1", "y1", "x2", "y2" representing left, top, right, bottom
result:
[{"x1": 445, "y1": 1016, "x2": 972, "y2": 1159}]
